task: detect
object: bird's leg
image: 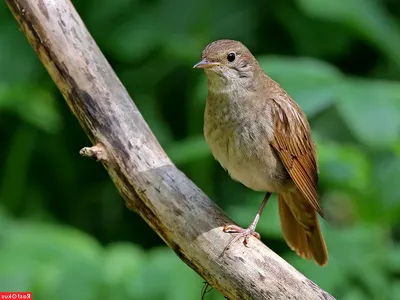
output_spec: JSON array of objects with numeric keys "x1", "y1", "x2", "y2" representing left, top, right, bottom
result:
[{"x1": 222, "y1": 192, "x2": 272, "y2": 254}]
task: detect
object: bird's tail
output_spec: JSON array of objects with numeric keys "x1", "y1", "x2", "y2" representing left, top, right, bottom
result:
[{"x1": 278, "y1": 190, "x2": 328, "y2": 266}]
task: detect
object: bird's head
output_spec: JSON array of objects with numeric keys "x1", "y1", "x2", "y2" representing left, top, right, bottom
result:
[{"x1": 194, "y1": 39, "x2": 260, "y2": 92}]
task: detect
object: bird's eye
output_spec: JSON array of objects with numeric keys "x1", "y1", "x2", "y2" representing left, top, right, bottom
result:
[{"x1": 227, "y1": 52, "x2": 236, "y2": 62}]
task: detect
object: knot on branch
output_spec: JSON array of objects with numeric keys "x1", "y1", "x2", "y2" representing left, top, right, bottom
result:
[{"x1": 80, "y1": 143, "x2": 109, "y2": 162}]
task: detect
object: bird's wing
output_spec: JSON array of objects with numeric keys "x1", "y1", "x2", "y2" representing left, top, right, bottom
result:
[{"x1": 269, "y1": 96, "x2": 323, "y2": 217}]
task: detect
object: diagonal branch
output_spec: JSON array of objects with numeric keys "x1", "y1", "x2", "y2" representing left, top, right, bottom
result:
[{"x1": 5, "y1": 0, "x2": 335, "y2": 299}]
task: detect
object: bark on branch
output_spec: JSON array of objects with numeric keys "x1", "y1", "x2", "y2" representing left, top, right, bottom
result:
[{"x1": 5, "y1": 0, "x2": 335, "y2": 299}]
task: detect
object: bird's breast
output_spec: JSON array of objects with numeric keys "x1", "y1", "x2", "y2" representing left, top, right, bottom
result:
[{"x1": 204, "y1": 94, "x2": 292, "y2": 192}]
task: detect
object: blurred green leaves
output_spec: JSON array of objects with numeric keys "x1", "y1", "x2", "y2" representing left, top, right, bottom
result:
[
  {"x1": 336, "y1": 81, "x2": 400, "y2": 148},
  {"x1": 317, "y1": 142, "x2": 370, "y2": 191},
  {"x1": 166, "y1": 135, "x2": 209, "y2": 164},
  {"x1": 0, "y1": 218, "x2": 103, "y2": 299},
  {"x1": 0, "y1": 85, "x2": 62, "y2": 133},
  {"x1": 0, "y1": 215, "x2": 223, "y2": 300},
  {"x1": 0, "y1": 23, "x2": 41, "y2": 84},
  {"x1": 296, "y1": 0, "x2": 400, "y2": 67},
  {"x1": 287, "y1": 224, "x2": 393, "y2": 300}
]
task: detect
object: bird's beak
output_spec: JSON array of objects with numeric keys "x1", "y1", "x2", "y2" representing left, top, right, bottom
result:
[{"x1": 193, "y1": 59, "x2": 220, "y2": 69}]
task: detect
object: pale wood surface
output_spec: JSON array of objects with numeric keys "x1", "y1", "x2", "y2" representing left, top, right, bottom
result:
[{"x1": 5, "y1": 0, "x2": 335, "y2": 299}]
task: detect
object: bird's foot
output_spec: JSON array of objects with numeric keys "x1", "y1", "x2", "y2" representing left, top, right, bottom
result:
[{"x1": 220, "y1": 224, "x2": 261, "y2": 257}]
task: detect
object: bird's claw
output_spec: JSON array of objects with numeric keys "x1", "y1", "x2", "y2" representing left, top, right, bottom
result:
[{"x1": 220, "y1": 224, "x2": 261, "y2": 257}]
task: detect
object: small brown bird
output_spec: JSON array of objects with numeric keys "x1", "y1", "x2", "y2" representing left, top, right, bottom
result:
[{"x1": 194, "y1": 39, "x2": 328, "y2": 266}]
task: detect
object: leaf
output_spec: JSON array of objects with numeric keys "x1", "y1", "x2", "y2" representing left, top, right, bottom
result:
[
  {"x1": 258, "y1": 56, "x2": 342, "y2": 116},
  {"x1": 386, "y1": 245, "x2": 400, "y2": 272},
  {"x1": 0, "y1": 23, "x2": 41, "y2": 84},
  {"x1": 288, "y1": 225, "x2": 390, "y2": 295},
  {"x1": 189, "y1": 76, "x2": 208, "y2": 135},
  {"x1": 341, "y1": 288, "x2": 368, "y2": 300},
  {"x1": 0, "y1": 85, "x2": 62, "y2": 133},
  {"x1": 102, "y1": 243, "x2": 146, "y2": 299},
  {"x1": 166, "y1": 135, "x2": 211, "y2": 165},
  {"x1": 391, "y1": 281, "x2": 400, "y2": 299},
  {"x1": 394, "y1": 140, "x2": 400, "y2": 156},
  {"x1": 84, "y1": 0, "x2": 139, "y2": 29},
  {"x1": 106, "y1": 16, "x2": 160, "y2": 62},
  {"x1": 134, "y1": 94, "x2": 173, "y2": 146},
  {"x1": 0, "y1": 206, "x2": 12, "y2": 228},
  {"x1": 49, "y1": 259, "x2": 103, "y2": 300},
  {"x1": 3, "y1": 223, "x2": 102, "y2": 265},
  {"x1": 278, "y1": 7, "x2": 352, "y2": 57},
  {"x1": 317, "y1": 141, "x2": 371, "y2": 191},
  {"x1": 374, "y1": 156, "x2": 400, "y2": 212},
  {"x1": 0, "y1": 254, "x2": 39, "y2": 291},
  {"x1": 0, "y1": 125, "x2": 37, "y2": 213},
  {"x1": 327, "y1": 225, "x2": 390, "y2": 297},
  {"x1": 335, "y1": 80, "x2": 400, "y2": 148},
  {"x1": 0, "y1": 222, "x2": 104, "y2": 299},
  {"x1": 296, "y1": 0, "x2": 400, "y2": 68},
  {"x1": 286, "y1": 251, "x2": 344, "y2": 293},
  {"x1": 128, "y1": 247, "x2": 203, "y2": 300}
]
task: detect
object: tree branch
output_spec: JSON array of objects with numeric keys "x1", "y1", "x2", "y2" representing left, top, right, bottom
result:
[{"x1": 5, "y1": 0, "x2": 335, "y2": 299}]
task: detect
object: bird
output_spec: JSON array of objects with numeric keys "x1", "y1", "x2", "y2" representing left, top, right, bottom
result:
[{"x1": 193, "y1": 39, "x2": 328, "y2": 266}]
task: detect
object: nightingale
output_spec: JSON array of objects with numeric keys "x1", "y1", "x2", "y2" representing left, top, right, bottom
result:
[{"x1": 194, "y1": 39, "x2": 328, "y2": 266}]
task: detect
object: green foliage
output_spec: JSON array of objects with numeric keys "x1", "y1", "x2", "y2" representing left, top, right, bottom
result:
[
  {"x1": 1, "y1": 0, "x2": 400, "y2": 299},
  {"x1": 0, "y1": 214, "x2": 214, "y2": 300}
]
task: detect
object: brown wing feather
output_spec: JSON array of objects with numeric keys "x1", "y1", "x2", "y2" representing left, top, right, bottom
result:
[{"x1": 270, "y1": 97, "x2": 324, "y2": 217}]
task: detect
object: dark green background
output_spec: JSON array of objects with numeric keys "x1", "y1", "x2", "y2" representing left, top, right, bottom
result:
[{"x1": 1, "y1": 0, "x2": 400, "y2": 299}]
